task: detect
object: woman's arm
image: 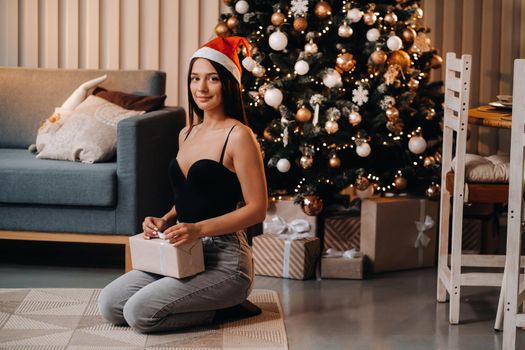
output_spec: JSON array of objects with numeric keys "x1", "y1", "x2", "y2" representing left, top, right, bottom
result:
[{"x1": 165, "y1": 124, "x2": 268, "y2": 246}]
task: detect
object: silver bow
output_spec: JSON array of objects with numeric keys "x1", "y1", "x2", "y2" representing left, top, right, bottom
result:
[
  {"x1": 414, "y1": 215, "x2": 434, "y2": 248},
  {"x1": 263, "y1": 216, "x2": 312, "y2": 240},
  {"x1": 323, "y1": 248, "x2": 360, "y2": 259}
]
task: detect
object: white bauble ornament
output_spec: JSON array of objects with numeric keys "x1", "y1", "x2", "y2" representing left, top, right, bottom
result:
[
  {"x1": 276, "y1": 158, "x2": 291, "y2": 173},
  {"x1": 269, "y1": 31, "x2": 288, "y2": 51},
  {"x1": 324, "y1": 120, "x2": 339, "y2": 134},
  {"x1": 294, "y1": 60, "x2": 310, "y2": 75},
  {"x1": 408, "y1": 135, "x2": 427, "y2": 154},
  {"x1": 322, "y1": 69, "x2": 342, "y2": 88},
  {"x1": 338, "y1": 23, "x2": 353, "y2": 38},
  {"x1": 305, "y1": 42, "x2": 318, "y2": 55},
  {"x1": 264, "y1": 88, "x2": 283, "y2": 108},
  {"x1": 347, "y1": 8, "x2": 363, "y2": 23},
  {"x1": 366, "y1": 28, "x2": 380, "y2": 42},
  {"x1": 348, "y1": 110, "x2": 362, "y2": 126},
  {"x1": 242, "y1": 57, "x2": 257, "y2": 72},
  {"x1": 235, "y1": 0, "x2": 249, "y2": 14},
  {"x1": 356, "y1": 143, "x2": 371, "y2": 157},
  {"x1": 387, "y1": 35, "x2": 403, "y2": 51}
]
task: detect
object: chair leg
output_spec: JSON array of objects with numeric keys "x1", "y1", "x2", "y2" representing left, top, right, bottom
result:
[
  {"x1": 494, "y1": 267, "x2": 506, "y2": 331},
  {"x1": 449, "y1": 197, "x2": 464, "y2": 324},
  {"x1": 437, "y1": 192, "x2": 451, "y2": 302}
]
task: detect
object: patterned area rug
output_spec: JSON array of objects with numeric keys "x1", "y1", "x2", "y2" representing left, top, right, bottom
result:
[{"x1": 0, "y1": 288, "x2": 288, "y2": 349}]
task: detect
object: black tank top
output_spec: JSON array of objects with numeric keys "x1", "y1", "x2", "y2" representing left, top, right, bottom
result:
[{"x1": 168, "y1": 125, "x2": 243, "y2": 223}]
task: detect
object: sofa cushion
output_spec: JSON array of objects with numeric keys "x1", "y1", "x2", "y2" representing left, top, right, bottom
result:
[
  {"x1": 0, "y1": 67, "x2": 166, "y2": 148},
  {"x1": 37, "y1": 95, "x2": 144, "y2": 163},
  {"x1": 93, "y1": 87, "x2": 166, "y2": 112},
  {"x1": 0, "y1": 149, "x2": 117, "y2": 206}
]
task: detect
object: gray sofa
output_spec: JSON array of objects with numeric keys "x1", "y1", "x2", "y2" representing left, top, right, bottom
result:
[{"x1": 0, "y1": 67, "x2": 185, "y2": 269}]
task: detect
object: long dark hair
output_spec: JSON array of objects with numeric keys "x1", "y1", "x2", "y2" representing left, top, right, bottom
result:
[{"x1": 187, "y1": 58, "x2": 248, "y2": 133}]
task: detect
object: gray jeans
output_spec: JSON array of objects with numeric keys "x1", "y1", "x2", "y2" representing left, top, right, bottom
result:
[{"x1": 98, "y1": 231, "x2": 254, "y2": 333}]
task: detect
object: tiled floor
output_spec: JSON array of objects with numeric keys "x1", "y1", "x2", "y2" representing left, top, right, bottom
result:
[{"x1": 0, "y1": 240, "x2": 523, "y2": 349}]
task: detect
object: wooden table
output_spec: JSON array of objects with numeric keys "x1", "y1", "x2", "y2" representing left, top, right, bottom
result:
[{"x1": 468, "y1": 105, "x2": 512, "y2": 128}]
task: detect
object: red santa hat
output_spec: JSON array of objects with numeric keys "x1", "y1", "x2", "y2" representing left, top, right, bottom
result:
[{"x1": 190, "y1": 36, "x2": 251, "y2": 84}]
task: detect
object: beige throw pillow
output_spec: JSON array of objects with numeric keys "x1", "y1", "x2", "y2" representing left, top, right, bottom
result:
[{"x1": 37, "y1": 95, "x2": 144, "y2": 163}]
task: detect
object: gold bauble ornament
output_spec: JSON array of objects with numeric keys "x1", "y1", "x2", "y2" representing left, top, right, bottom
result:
[
  {"x1": 263, "y1": 127, "x2": 274, "y2": 141},
  {"x1": 214, "y1": 22, "x2": 230, "y2": 38},
  {"x1": 293, "y1": 16, "x2": 308, "y2": 32},
  {"x1": 363, "y1": 11, "x2": 377, "y2": 25},
  {"x1": 314, "y1": 1, "x2": 332, "y2": 19},
  {"x1": 387, "y1": 50, "x2": 411, "y2": 72},
  {"x1": 300, "y1": 155, "x2": 314, "y2": 169},
  {"x1": 408, "y1": 78, "x2": 420, "y2": 91},
  {"x1": 423, "y1": 156, "x2": 436, "y2": 168},
  {"x1": 252, "y1": 65, "x2": 266, "y2": 77},
  {"x1": 324, "y1": 120, "x2": 339, "y2": 134},
  {"x1": 271, "y1": 11, "x2": 286, "y2": 26},
  {"x1": 384, "y1": 12, "x2": 398, "y2": 26},
  {"x1": 426, "y1": 183, "x2": 440, "y2": 200},
  {"x1": 371, "y1": 50, "x2": 388, "y2": 65},
  {"x1": 425, "y1": 107, "x2": 436, "y2": 120},
  {"x1": 296, "y1": 106, "x2": 312, "y2": 122},
  {"x1": 401, "y1": 27, "x2": 417, "y2": 47},
  {"x1": 430, "y1": 54, "x2": 443, "y2": 69},
  {"x1": 329, "y1": 155, "x2": 341, "y2": 168},
  {"x1": 301, "y1": 195, "x2": 324, "y2": 216},
  {"x1": 336, "y1": 52, "x2": 356, "y2": 72},
  {"x1": 394, "y1": 176, "x2": 407, "y2": 190},
  {"x1": 348, "y1": 110, "x2": 362, "y2": 126},
  {"x1": 385, "y1": 106, "x2": 400, "y2": 122},
  {"x1": 355, "y1": 175, "x2": 370, "y2": 191},
  {"x1": 226, "y1": 16, "x2": 240, "y2": 31}
]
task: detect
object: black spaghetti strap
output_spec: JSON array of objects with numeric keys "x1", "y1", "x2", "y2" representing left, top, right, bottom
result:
[{"x1": 219, "y1": 125, "x2": 237, "y2": 164}]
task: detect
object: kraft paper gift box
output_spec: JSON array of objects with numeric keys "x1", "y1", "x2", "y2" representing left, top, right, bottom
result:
[
  {"x1": 360, "y1": 197, "x2": 438, "y2": 273},
  {"x1": 265, "y1": 197, "x2": 317, "y2": 234},
  {"x1": 253, "y1": 234, "x2": 320, "y2": 280},
  {"x1": 321, "y1": 255, "x2": 364, "y2": 280},
  {"x1": 129, "y1": 234, "x2": 205, "y2": 278},
  {"x1": 323, "y1": 215, "x2": 360, "y2": 251}
]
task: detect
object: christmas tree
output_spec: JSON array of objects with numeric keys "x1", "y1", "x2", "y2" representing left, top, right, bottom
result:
[{"x1": 216, "y1": 0, "x2": 444, "y2": 214}]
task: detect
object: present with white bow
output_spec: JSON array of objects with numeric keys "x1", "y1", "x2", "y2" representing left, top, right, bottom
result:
[
  {"x1": 321, "y1": 248, "x2": 364, "y2": 279},
  {"x1": 129, "y1": 233, "x2": 204, "y2": 278},
  {"x1": 253, "y1": 198, "x2": 320, "y2": 279},
  {"x1": 360, "y1": 197, "x2": 438, "y2": 272},
  {"x1": 323, "y1": 214, "x2": 360, "y2": 252}
]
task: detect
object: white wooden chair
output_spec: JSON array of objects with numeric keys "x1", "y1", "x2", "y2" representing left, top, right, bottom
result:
[
  {"x1": 437, "y1": 52, "x2": 511, "y2": 325},
  {"x1": 503, "y1": 58, "x2": 525, "y2": 350}
]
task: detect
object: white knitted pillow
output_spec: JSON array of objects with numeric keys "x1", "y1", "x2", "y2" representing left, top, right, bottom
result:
[{"x1": 37, "y1": 95, "x2": 144, "y2": 163}]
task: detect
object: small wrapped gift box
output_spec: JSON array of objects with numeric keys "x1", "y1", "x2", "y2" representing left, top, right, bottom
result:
[
  {"x1": 265, "y1": 197, "x2": 317, "y2": 234},
  {"x1": 360, "y1": 197, "x2": 438, "y2": 273},
  {"x1": 323, "y1": 215, "x2": 360, "y2": 251},
  {"x1": 321, "y1": 249, "x2": 364, "y2": 279},
  {"x1": 253, "y1": 234, "x2": 320, "y2": 280},
  {"x1": 129, "y1": 234, "x2": 205, "y2": 278}
]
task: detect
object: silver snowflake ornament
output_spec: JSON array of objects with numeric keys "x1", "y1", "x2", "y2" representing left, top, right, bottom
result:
[
  {"x1": 352, "y1": 84, "x2": 369, "y2": 106},
  {"x1": 291, "y1": 0, "x2": 309, "y2": 16}
]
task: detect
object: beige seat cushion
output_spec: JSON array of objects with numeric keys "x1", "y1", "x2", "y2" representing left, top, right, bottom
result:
[
  {"x1": 452, "y1": 153, "x2": 509, "y2": 183},
  {"x1": 37, "y1": 95, "x2": 144, "y2": 163}
]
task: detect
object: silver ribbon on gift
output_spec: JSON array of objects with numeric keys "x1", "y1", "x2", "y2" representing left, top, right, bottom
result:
[
  {"x1": 414, "y1": 200, "x2": 434, "y2": 265},
  {"x1": 323, "y1": 248, "x2": 360, "y2": 259},
  {"x1": 263, "y1": 215, "x2": 313, "y2": 278}
]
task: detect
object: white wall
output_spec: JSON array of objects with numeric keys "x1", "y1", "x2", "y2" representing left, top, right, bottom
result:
[{"x1": 0, "y1": 0, "x2": 228, "y2": 110}]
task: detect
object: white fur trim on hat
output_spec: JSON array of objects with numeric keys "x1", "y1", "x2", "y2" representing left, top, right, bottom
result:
[{"x1": 190, "y1": 47, "x2": 241, "y2": 83}]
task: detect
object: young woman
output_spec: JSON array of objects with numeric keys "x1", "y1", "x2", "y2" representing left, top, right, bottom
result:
[{"x1": 98, "y1": 36, "x2": 268, "y2": 333}]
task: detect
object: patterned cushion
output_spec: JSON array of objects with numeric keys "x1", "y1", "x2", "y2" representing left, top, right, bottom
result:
[{"x1": 37, "y1": 95, "x2": 144, "y2": 163}]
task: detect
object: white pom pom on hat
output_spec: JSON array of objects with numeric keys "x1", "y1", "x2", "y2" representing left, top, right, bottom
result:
[{"x1": 190, "y1": 36, "x2": 251, "y2": 84}]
